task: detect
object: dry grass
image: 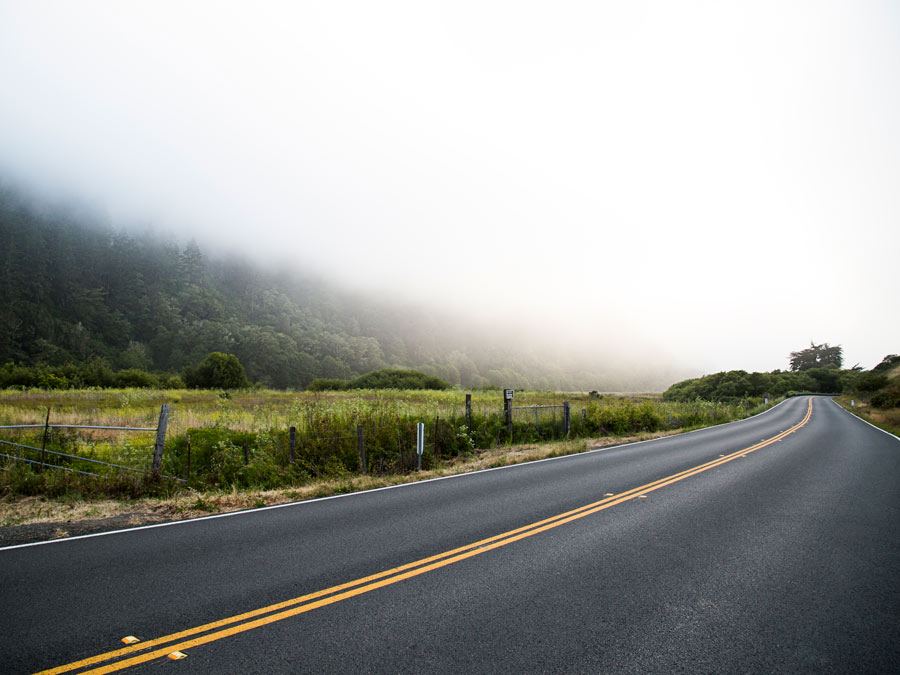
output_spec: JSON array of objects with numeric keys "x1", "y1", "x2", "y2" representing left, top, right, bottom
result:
[
  {"x1": 834, "y1": 397, "x2": 900, "y2": 436},
  {"x1": 864, "y1": 408, "x2": 900, "y2": 434},
  {"x1": 0, "y1": 429, "x2": 682, "y2": 528}
]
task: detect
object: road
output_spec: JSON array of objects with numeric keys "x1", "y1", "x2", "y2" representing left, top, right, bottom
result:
[{"x1": 1, "y1": 396, "x2": 898, "y2": 674}]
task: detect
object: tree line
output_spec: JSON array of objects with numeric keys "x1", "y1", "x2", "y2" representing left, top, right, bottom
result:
[
  {"x1": 663, "y1": 350, "x2": 898, "y2": 407},
  {"x1": 662, "y1": 368, "x2": 845, "y2": 402}
]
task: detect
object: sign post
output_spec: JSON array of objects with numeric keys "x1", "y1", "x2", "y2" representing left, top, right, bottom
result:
[
  {"x1": 504, "y1": 389, "x2": 514, "y2": 438},
  {"x1": 416, "y1": 422, "x2": 424, "y2": 471}
]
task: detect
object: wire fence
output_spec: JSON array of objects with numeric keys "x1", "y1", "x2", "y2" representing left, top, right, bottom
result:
[
  {"x1": 1, "y1": 393, "x2": 761, "y2": 490},
  {"x1": 0, "y1": 406, "x2": 185, "y2": 482},
  {"x1": 510, "y1": 404, "x2": 570, "y2": 436}
]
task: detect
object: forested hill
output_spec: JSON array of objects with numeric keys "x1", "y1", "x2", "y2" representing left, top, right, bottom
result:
[{"x1": 0, "y1": 185, "x2": 674, "y2": 391}]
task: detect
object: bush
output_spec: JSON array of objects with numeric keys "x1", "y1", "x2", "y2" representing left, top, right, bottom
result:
[
  {"x1": 113, "y1": 369, "x2": 159, "y2": 388},
  {"x1": 159, "y1": 373, "x2": 185, "y2": 389},
  {"x1": 0, "y1": 361, "x2": 181, "y2": 390},
  {"x1": 854, "y1": 373, "x2": 889, "y2": 393},
  {"x1": 184, "y1": 352, "x2": 250, "y2": 389},
  {"x1": 306, "y1": 369, "x2": 451, "y2": 392},
  {"x1": 307, "y1": 378, "x2": 349, "y2": 392},
  {"x1": 348, "y1": 368, "x2": 451, "y2": 391},
  {"x1": 870, "y1": 389, "x2": 900, "y2": 409},
  {"x1": 585, "y1": 401, "x2": 664, "y2": 435},
  {"x1": 36, "y1": 372, "x2": 70, "y2": 389}
]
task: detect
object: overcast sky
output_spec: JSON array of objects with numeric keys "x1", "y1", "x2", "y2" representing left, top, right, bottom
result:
[{"x1": 1, "y1": 0, "x2": 897, "y2": 374}]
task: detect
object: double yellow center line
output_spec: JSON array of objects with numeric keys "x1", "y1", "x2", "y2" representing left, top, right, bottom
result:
[{"x1": 39, "y1": 398, "x2": 813, "y2": 675}]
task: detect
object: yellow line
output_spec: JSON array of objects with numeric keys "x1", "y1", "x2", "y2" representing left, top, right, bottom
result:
[{"x1": 37, "y1": 399, "x2": 813, "y2": 675}]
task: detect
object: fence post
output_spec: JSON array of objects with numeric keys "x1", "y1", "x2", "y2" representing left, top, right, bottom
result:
[
  {"x1": 289, "y1": 426, "x2": 296, "y2": 464},
  {"x1": 152, "y1": 404, "x2": 169, "y2": 475},
  {"x1": 186, "y1": 433, "x2": 191, "y2": 482},
  {"x1": 242, "y1": 444, "x2": 249, "y2": 465},
  {"x1": 465, "y1": 394, "x2": 472, "y2": 432},
  {"x1": 564, "y1": 402, "x2": 570, "y2": 436},
  {"x1": 357, "y1": 424, "x2": 366, "y2": 474},
  {"x1": 39, "y1": 406, "x2": 51, "y2": 472}
]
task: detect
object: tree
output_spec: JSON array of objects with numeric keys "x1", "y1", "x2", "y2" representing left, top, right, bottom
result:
[
  {"x1": 184, "y1": 352, "x2": 250, "y2": 389},
  {"x1": 789, "y1": 342, "x2": 843, "y2": 371}
]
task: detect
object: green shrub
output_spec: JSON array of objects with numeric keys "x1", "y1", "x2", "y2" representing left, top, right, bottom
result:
[
  {"x1": 348, "y1": 368, "x2": 450, "y2": 391},
  {"x1": 113, "y1": 369, "x2": 159, "y2": 388},
  {"x1": 307, "y1": 378, "x2": 349, "y2": 391},
  {"x1": 184, "y1": 352, "x2": 250, "y2": 389},
  {"x1": 585, "y1": 401, "x2": 664, "y2": 435},
  {"x1": 855, "y1": 373, "x2": 889, "y2": 393},
  {"x1": 159, "y1": 373, "x2": 185, "y2": 389},
  {"x1": 871, "y1": 389, "x2": 900, "y2": 409},
  {"x1": 0, "y1": 361, "x2": 183, "y2": 390},
  {"x1": 306, "y1": 369, "x2": 451, "y2": 392}
]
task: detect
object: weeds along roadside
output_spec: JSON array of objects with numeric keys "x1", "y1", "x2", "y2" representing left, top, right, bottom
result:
[
  {"x1": 0, "y1": 388, "x2": 777, "y2": 501},
  {"x1": 833, "y1": 395, "x2": 900, "y2": 436}
]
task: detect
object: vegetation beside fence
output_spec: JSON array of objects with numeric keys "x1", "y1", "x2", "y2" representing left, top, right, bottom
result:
[
  {"x1": 0, "y1": 388, "x2": 776, "y2": 500},
  {"x1": 834, "y1": 355, "x2": 900, "y2": 436}
]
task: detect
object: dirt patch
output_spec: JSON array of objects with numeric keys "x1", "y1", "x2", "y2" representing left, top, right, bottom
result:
[{"x1": 0, "y1": 512, "x2": 179, "y2": 547}]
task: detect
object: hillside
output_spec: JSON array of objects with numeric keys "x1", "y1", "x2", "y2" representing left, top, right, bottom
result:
[{"x1": 0, "y1": 184, "x2": 676, "y2": 391}]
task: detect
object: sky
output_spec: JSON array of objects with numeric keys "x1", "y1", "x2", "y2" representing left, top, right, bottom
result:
[{"x1": 1, "y1": 0, "x2": 898, "y2": 375}]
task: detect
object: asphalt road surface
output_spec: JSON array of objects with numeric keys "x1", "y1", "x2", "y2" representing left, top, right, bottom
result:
[{"x1": 2, "y1": 396, "x2": 898, "y2": 674}]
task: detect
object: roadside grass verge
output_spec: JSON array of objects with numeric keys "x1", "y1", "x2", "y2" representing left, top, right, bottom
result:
[
  {"x1": 0, "y1": 429, "x2": 683, "y2": 529},
  {"x1": 0, "y1": 388, "x2": 779, "y2": 529},
  {"x1": 834, "y1": 396, "x2": 900, "y2": 437}
]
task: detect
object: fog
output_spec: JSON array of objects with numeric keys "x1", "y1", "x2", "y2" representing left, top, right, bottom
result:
[{"x1": 1, "y1": 1, "x2": 898, "y2": 375}]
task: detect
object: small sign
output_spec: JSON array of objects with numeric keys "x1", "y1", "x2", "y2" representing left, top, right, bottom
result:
[
  {"x1": 416, "y1": 423, "x2": 424, "y2": 456},
  {"x1": 504, "y1": 389, "x2": 514, "y2": 401},
  {"x1": 416, "y1": 422, "x2": 424, "y2": 471}
]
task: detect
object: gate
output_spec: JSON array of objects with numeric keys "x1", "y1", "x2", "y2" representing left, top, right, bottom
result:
[
  {"x1": 504, "y1": 393, "x2": 571, "y2": 441},
  {"x1": 0, "y1": 405, "x2": 184, "y2": 482}
]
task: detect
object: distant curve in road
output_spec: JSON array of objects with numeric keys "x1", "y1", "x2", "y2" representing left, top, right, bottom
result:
[{"x1": 2, "y1": 396, "x2": 898, "y2": 674}]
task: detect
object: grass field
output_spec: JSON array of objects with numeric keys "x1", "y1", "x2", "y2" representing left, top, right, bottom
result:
[{"x1": 0, "y1": 388, "x2": 774, "y2": 504}]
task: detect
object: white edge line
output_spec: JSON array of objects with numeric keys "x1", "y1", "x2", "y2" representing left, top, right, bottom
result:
[
  {"x1": 0, "y1": 396, "x2": 797, "y2": 552},
  {"x1": 829, "y1": 397, "x2": 900, "y2": 442}
]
